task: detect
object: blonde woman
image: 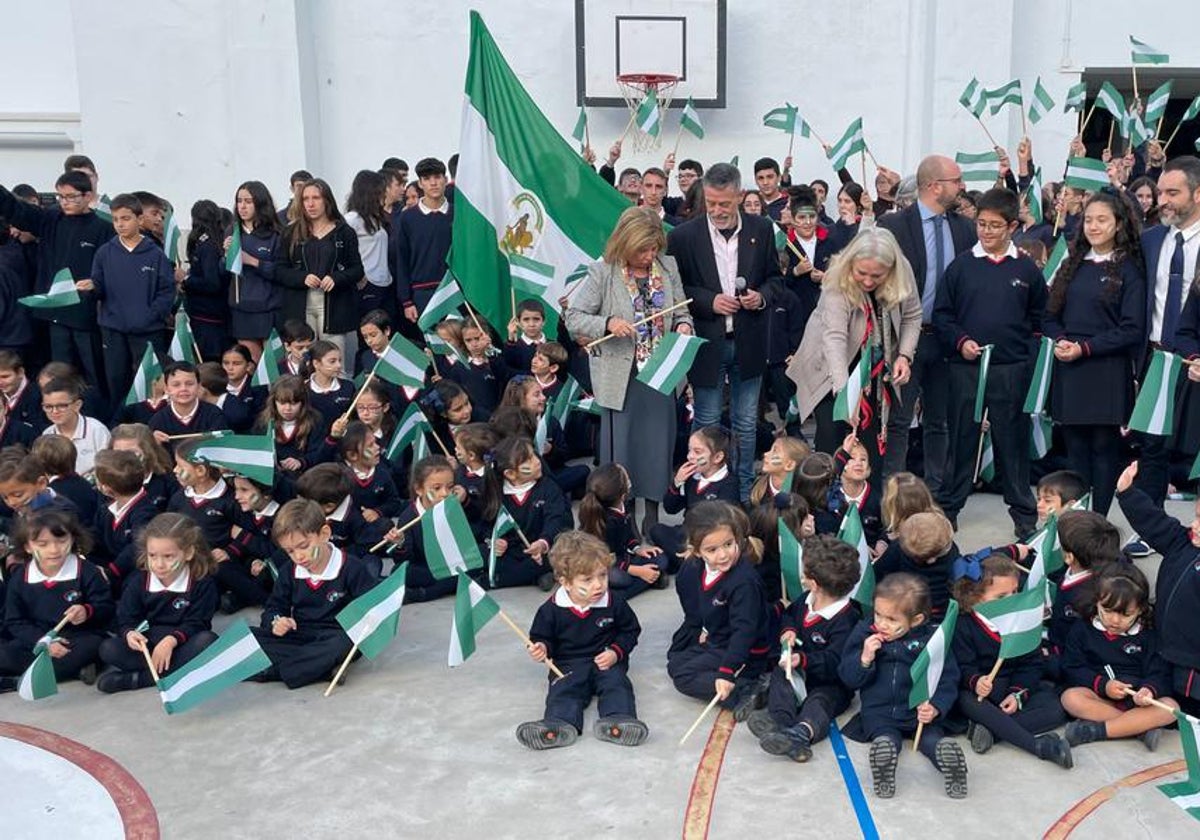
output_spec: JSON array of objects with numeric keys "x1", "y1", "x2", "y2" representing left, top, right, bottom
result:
[
  {"x1": 565, "y1": 206, "x2": 693, "y2": 531},
  {"x1": 786, "y1": 227, "x2": 921, "y2": 469}
]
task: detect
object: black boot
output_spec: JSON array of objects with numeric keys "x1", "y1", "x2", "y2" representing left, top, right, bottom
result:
[
  {"x1": 869, "y1": 737, "x2": 899, "y2": 798},
  {"x1": 516, "y1": 718, "x2": 578, "y2": 750},
  {"x1": 593, "y1": 716, "x2": 649, "y2": 746},
  {"x1": 1064, "y1": 720, "x2": 1107, "y2": 746},
  {"x1": 935, "y1": 739, "x2": 969, "y2": 799},
  {"x1": 761, "y1": 722, "x2": 813, "y2": 762},
  {"x1": 1034, "y1": 733, "x2": 1074, "y2": 769}
]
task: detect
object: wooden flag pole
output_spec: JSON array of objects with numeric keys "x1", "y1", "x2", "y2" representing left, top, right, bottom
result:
[
  {"x1": 865, "y1": 147, "x2": 882, "y2": 171},
  {"x1": 324, "y1": 640, "x2": 360, "y2": 697},
  {"x1": 368, "y1": 510, "x2": 427, "y2": 554},
  {"x1": 192, "y1": 341, "x2": 204, "y2": 365},
  {"x1": 584, "y1": 298, "x2": 693, "y2": 350},
  {"x1": 1079, "y1": 102, "x2": 1098, "y2": 136},
  {"x1": 1132, "y1": 64, "x2": 1140, "y2": 105},
  {"x1": 1120, "y1": 685, "x2": 1177, "y2": 713},
  {"x1": 806, "y1": 124, "x2": 830, "y2": 149},
  {"x1": 672, "y1": 121, "x2": 686, "y2": 158},
  {"x1": 496, "y1": 609, "x2": 566, "y2": 679},
  {"x1": 977, "y1": 657, "x2": 1004, "y2": 701},
  {"x1": 165, "y1": 431, "x2": 225, "y2": 441},
  {"x1": 1162, "y1": 118, "x2": 1188, "y2": 153},
  {"x1": 912, "y1": 720, "x2": 925, "y2": 753},
  {"x1": 428, "y1": 424, "x2": 453, "y2": 459},
  {"x1": 786, "y1": 127, "x2": 796, "y2": 163},
  {"x1": 679, "y1": 694, "x2": 723, "y2": 746},
  {"x1": 50, "y1": 612, "x2": 73, "y2": 635},
  {"x1": 583, "y1": 108, "x2": 591, "y2": 152},
  {"x1": 773, "y1": 220, "x2": 806, "y2": 262},
  {"x1": 339, "y1": 361, "x2": 382, "y2": 425},
  {"x1": 783, "y1": 638, "x2": 794, "y2": 684},
  {"x1": 510, "y1": 287, "x2": 517, "y2": 322},
  {"x1": 463, "y1": 300, "x2": 486, "y2": 336},
  {"x1": 972, "y1": 408, "x2": 990, "y2": 484},
  {"x1": 1105, "y1": 120, "x2": 1115, "y2": 155},
  {"x1": 974, "y1": 115, "x2": 1000, "y2": 148},
  {"x1": 860, "y1": 151, "x2": 869, "y2": 192},
  {"x1": 137, "y1": 640, "x2": 162, "y2": 686}
]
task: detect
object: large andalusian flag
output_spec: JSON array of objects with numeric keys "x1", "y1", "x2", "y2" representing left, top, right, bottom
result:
[{"x1": 452, "y1": 13, "x2": 629, "y2": 332}]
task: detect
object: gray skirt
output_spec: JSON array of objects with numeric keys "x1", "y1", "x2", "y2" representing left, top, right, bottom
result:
[{"x1": 600, "y1": 373, "x2": 676, "y2": 501}]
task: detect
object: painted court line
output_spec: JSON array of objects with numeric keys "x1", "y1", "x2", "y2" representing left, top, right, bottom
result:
[
  {"x1": 1043, "y1": 759, "x2": 1186, "y2": 839},
  {"x1": 682, "y1": 708, "x2": 736, "y2": 840},
  {"x1": 829, "y1": 721, "x2": 880, "y2": 840}
]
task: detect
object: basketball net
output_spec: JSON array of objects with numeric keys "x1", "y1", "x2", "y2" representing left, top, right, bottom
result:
[{"x1": 617, "y1": 73, "x2": 679, "y2": 152}]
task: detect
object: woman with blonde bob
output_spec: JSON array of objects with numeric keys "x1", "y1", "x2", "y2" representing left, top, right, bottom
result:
[
  {"x1": 786, "y1": 227, "x2": 921, "y2": 471},
  {"x1": 566, "y1": 206, "x2": 694, "y2": 530}
]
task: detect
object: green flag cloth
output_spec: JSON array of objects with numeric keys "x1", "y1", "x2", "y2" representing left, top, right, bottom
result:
[
  {"x1": 826, "y1": 118, "x2": 865, "y2": 171},
  {"x1": 959, "y1": 78, "x2": 988, "y2": 118},
  {"x1": 833, "y1": 353, "x2": 871, "y2": 424},
  {"x1": 1023, "y1": 336, "x2": 1054, "y2": 414},
  {"x1": 422, "y1": 496, "x2": 484, "y2": 579},
  {"x1": 570, "y1": 106, "x2": 588, "y2": 143},
  {"x1": 779, "y1": 520, "x2": 804, "y2": 604},
  {"x1": 125, "y1": 343, "x2": 163, "y2": 407},
  {"x1": 418, "y1": 270, "x2": 467, "y2": 331},
  {"x1": 909, "y1": 600, "x2": 959, "y2": 707},
  {"x1": 158, "y1": 619, "x2": 271, "y2": 714},
  {"x1": 838, "y1": 503, "x2": 874, "y2": 610},
  {"x1": 986, "y1": 80, "x2": 1022, "y2": 115},
  {"x1": 187, "y1": 428, "x2": 275, "y2": 486},
  {"x1": 1064, "y1": 157, "x2": 1109, "y2": 191},
  {"x1": 1062, "y1": 81, "x2": 1087, "y2": 113},
  {"x1": 1130, "y1": 35, "x2": 1169, "y2": 64},
  {"x1": 974, "y1": 344, "x2": 994, "y2": 423},
  {"x1": 680, "y1": 97, "x2": 705, "y2": 139},
  {"x1": 635, "y1": 92, "x2": 661, "y2": 137},
  {"x1": 955, "y1": 151, "x2": 1001, "y2": 186},
  {"x1": 1158, "y1": 710, "x2": 1200, "y2": 822},
  {"x1": 974, "y1": 581, "x2": 1047, "y2": 659},
  {"x1": 634, "y1": 333, "x2": 706, "y2": 395},
  {"x1": 169, "y1": 310, "x2": 199, "y2": 363},
  {"x1": 336, "y1": 562, "x2": 408, "y2": 660},
  {"x1": 448, "y1": 572, "x2": 500, "y2": 666},
  {"x1": 224, "y1": 223, "x2": 243, "y2": 275},
  {"x1": 1027, "y1": 77, "x2": 1055, "y2": 125},
  {"x1": 1128, "y1": 350, "x2": 1182, "y2": 436},
  {"x1": 19, "y1": 268, "x2": 79, "y2": 309}
]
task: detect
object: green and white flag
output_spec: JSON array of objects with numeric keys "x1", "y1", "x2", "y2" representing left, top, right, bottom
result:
[
  {"x1": 251, "y1": 351, "x2": 278, "y2": 389},
  {"x1": 1064, "y1": 157, "x2": 1109, "y2": 191},
  {"x1": 18, "y1": 632, "x2": 59, "y2": 701},
  {"x1": 763, "y1": 103, "x2": 801, "y2": 135},
  {"x1": 1027, "y1": 77, "x2": 1055, "y2": 125},
  {"x1": 1023, "y1": 516, "x2": 1063, "y2": 592},
  {"x1": 1130, "y1": 35, "x2": 1169, "y2": 65},
  {"x1": 93, "y1": 194, "x2": 112, "y2": 223},
  {"x1": 959, "y1": 78, "x2": 988, "y2": 118},
  {"x1": 1095, "y1": 82, "x2": 1126, "y2": 120},
  {"x1": 635, "y1": 333, "x2": 707, "y2": 395},
  {"x1": 572, "y1": 394, "x2": 600, "y2": 416},
  {"x1": 265, "y1": 328, "x2": 286, "y2": 368},
  {"x1": 680, "y1": 97, "x2": 705, "y2": 139},
  {"x1": 1145, "y1": 80, "x2": 1174, "y2": 133},
  {"x1": 534, "y1": 410, "x2": 549, "y2": 454},
  {"x1": 838, "y1": 502, "x2": 874, "y2": 610},
  {"x1": 424, "y1": 330, "x2": 467, "y2": 365},
  {"x1": 978, "y1": 427, "x2": 996, "y2": 483},
  {"x1": 487, "y1": 507, "x2": 517, "y2": 587},
  {"x1": 508, "y1": 252, "x2": 555, "y2": 305},
  {"x1": 373, "y1": 332, "x2": 429, "y2": 392},
  {"x1": 563, "y1": 262, "x2": 589, "y2": 290},
  {"x1": 1031, "y1": 412, "x2": 1054, "y2": 460},
  {"x1": 169, "y1": 310, "x2": 199, "y2": 363},
  {"x1": 158, "y1": 619, "x2": 270, "y2": 714},
  {"x1": 385, "y1": 403, "x2": 431, "y2": 462},
  {"x1": 785, "y1": 394, "x2": 800, "y2": 426},
  {"x1": 125, "y1": 343, "x2": 163, "y2": 407},
  {"x1": 448, "y1": 571, "x2": 500, "y2": 666},
  {"x1": 422, "y1": 496, "x2": 484, "y2": 579},
  {"x1": 826, "y1": 118, "x2": 866, "y2": 171},
  {"x1": 163, "y1": 209, "x2": 182, "y2": 266},
  {"x1": 955, "y1": 151, "x2": 1001, "y2": 186},
  {"x1": 909, "y1": 599, "x2": 959, "y2": 708},
  {"x1": 832, "y1": 353, "x2": 871, "y2": 424},
  {"x1": 1026, "y1": 167, "x2": 1045, "y2": 224},
  {"x1": 974, "y1": 344, "x2": 994, "y2": 423},
  {"x1": 224, "y1": 223, "x2": 243, "y2": 276},
  {"x1": 773, "y1": 221, "x2": 788, "y2": 253},
  {"x1": 1023, "y1": 336, "x2": 1054, "y2": 414},
  {"x1": 188, "y1": 428, "x2": 274, "y2": 487},
  {"x1": 635, "y1": 91, "x2": 661, "y2": 137},
  {"x1": 336, "y1": 562, "x2": 407, "y2": 660},
  {"x1": 974, "y1": 580, "x2": 1047, "y2": 659},
  {"x1": 730, "y1": 155, "x2": 740, "y2": 169},
  {"x1": 451, "y1": 14, "x2": 629, "y2": 335},
  {"x1": 550, "y1": 375, "x2": 582, "y2": 427},
  {"x1": 570, "y1": 106, "x2": 588, "y2": 143},
  {"x1": 1062, "y1": 81, "x2": 1088, "y2": 113},
  {"x1": 986, "y1": 79, "x2": 1023, "y2": 115},
  {"x1": 1182, "y1": 96, "x2": 1200, "y2": 125},
  {"x1": 1128, "y1": 350, "x2": 1182, "y2": 436},
  {"x1": 1070, "y1": 492, "x2": 1093, "y2": 511},
  {"x1": 779, "y1": 519, "x2": 804, "y2": 604},
  {"x1": 1044, "y1": 236, "x2": 1068, "y2": 285},
  {"x1": 19, "y1": 268, "x2": 79, "y2": 309},
  {"x1": 1125, "y1": 106, "x2": 1150, "y2": 147},
  {"x1": 1158, "y1": 710, "x2": 1200, "y2": 823},
  {"x1": 418, "y1": 271, "x2": 466, "y2": 331}
]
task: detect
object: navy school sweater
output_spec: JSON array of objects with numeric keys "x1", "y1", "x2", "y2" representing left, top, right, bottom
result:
[
  {"x1": 91, "y1": 489, "x2": 159, "y2": 584},
  {"x1": 3, "y1": 555, "x2": 114, "y2": 648},
  {"x1": 182, "y1": 236, "x2": 231, "y2": 324},
  {"x1": 600, "y1": 506, "x2": 643, "y2": 570},
  {"x1": 671, "y1": 557, "x2": 774, "y2": 677},
  {"x1": 346, "y1": 462, "x2": 404, "y2": 518},
  {"x1": 324, "y1": 496, "x2": 391, "y2": 559},
  {"x1": 1047, "y1": 567, "x2": 1097, "y2": 653},
  {"x1": 227, "y1": 500, "x2": 282, "y2": 565},
  {"x1": 232, "y1": 227, "x2": 282, "y2": 314},
  {"x1": 148, "y1": 402, "x2": 230, "y2": 456},
  {"x1": 115, "y1": 569, "x2": 218, "y2": 645},
  {"x1": 167, "y1": 480, "x2": 238, "y2": 555},
  {"x1": 49, "y1": 474, "x2": 100, "y2": 527},
  {"x1": 259, "y1": 549, "x2": 376, "y2": 634},
  {"x1": 5, "y1": 378, "x2": 42, "y2": 429},
  {"x1": 1063, "y1": 617, "x2": 1171, "y2": 698},
  {"x1": 872, "y1": 541, "x2": 961, "y2": 619},
  {"x1": 778, "y1": 596, "x2": 858, "y2": 688},
  {"x1": 307, "y1": 378, "x2": 356, "y2": 431},
  {"x1": 447, "y1": 356, "x2": 509, "y2": 414},
  {"x1": 953, "y1": 609, "x2": 1045, "y2": 702},
  {"x1": 394, "y1": 204, "x2": 453, "y2": 309},
  {"x1": 498, "y1": 479, "x2": 573, "y2": 562},
  {"x1": 663, "y1": 466, "x2": 740, "y2": 515},
  {"x1": 91, "y1": 234, "x2": 176, "y2": 333},
  {"x1": 528, "y1": 588, "x2": 641, "y2": 663}
]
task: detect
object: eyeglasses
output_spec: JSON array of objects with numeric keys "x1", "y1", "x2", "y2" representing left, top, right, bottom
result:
[
  {"x1": 43, "y1": 402, "x2": 78, "y2": 413},
  {"x1": 356, "y1": 403, "x2": 384, "y2": 414},
  {"x1": 55, "y1": 193, "x2": 87, "y2": 204},
  {"x1": 976, "y1": 221, "x2": 1011, "y2": 232},
  {"x1": 935, "y1": 177, "x2": 965, "y2": 185}
]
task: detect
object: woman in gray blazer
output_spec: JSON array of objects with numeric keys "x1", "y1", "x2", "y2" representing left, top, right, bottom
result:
[
  {"x1": 565, "y1": 207, "x2": 694, "y2": 530},
  {"x1": 786, "y1": 227, "x2": 920, "y2": 471}
]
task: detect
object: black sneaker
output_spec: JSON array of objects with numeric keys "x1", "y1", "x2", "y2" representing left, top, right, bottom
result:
[
  {"x1": 731, "y1": 674, "x2": 771, "y2": 722},
  {"x1": 967, "y1": 721, "x2": 994, "y2": 755},
  {"x1": 1064, "y1": 720, "x2": 1107, "y2": 746},
  {"x1": 97, "y1": 671, "x2": 145, "y2": 694},
  {"x1": 1035, "y1": 733, "x2": 1074, "y2": 769},
  {"x1": 1123, "y1": 534, "x2": 1152, "y2": 558},
  {"x1": 869, "y1": 736, "x2": 899, "y2": 798},
  {"x1": 936, "y1": 739, "x2": 969, "y2": 799},
  {"x1": 516, "y1": 718, "x2": 578, "y2": 750},
  {"x1": 0, "y1": 676, "x2": 17, "y2": 694},
  {"x1": 593, "y1": 716, "x2": 649, "y2": 746},
  {"x1": 761, "y1": 724, "x2": 813, "y2": 763},
  {"x1": 1140, "y1": 727, "x2": 1162, "y2": 752},
  {"x1": 78, "y1": 663, "x2": 98, "y2": 686},
  {"x1": 536, "y1": 572, "x2": 556, "y2": 592},
  {"x1": 746, "y1": 709, "x2": 780, "y2": 739},
  {"x1": 219, "y1": 592, "x2": 241, "y2": 615}
]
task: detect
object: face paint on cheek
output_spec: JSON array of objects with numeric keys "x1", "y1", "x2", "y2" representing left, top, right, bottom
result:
[
  {"x1": 425, "y1": 489, "x2": 439, "y2": 503},
  {"x1": 518, "y1": 464, "x2": 536, "y2": 477}
]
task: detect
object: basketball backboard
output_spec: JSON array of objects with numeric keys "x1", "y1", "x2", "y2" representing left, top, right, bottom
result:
[{"x1": 575, "y1": 0, "x2": 726, "y2": 108}]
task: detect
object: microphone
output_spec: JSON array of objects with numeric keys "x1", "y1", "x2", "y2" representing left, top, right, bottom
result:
[{"x1": 734, "y1": 276, "x2": 747, "y2": 296}]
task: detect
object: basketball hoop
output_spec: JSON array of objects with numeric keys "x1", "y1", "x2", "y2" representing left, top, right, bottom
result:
[{"x1": 617, "y1": 72, "x2": 680, "y2": 152}]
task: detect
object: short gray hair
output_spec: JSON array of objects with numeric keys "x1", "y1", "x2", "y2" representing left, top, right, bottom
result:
[{"x1": 703, "y1": 163, "x2": 741, "y2": 192}]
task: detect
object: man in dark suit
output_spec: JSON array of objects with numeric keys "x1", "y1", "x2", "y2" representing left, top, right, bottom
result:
[
  {"x1": 1130, "y1": 156, "x2": 1200, "y2": 514},
  {"x1": 877, "y1": 155, "x2": 976, "y2": 494},
  {"x1": 667, "y1": 163, "x2": 783, "y2": 501}
]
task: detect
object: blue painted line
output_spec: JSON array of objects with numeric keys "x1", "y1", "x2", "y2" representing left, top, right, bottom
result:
[{"x1": 828, "y1": 721, "x2": 880, "y2": 840}]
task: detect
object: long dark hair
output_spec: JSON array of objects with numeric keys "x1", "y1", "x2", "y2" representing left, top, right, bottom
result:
[
  {"x1": 186, "y1": 200, "x2": 225, "y2": 262},
  {"x1": 1048, "y1": 189, "x2": 1142, "y2": 316},
  {"x1": 287, "y1": 178, "x2": 344, "y2": 250},
  {"x1": 345, "y1": 170, "x2": 388, "y2": 235},
  {"x1": 234, "y1": 180, "x2": 280, "y2": 235}
]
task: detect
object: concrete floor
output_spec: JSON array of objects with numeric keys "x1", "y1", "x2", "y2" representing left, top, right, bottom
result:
[{"x1": 2, "y1": 492, "x2": 1196, "y2": 840}]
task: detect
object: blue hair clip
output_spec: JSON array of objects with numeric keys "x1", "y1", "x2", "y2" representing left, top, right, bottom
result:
[{"x1": 951, "y1": 547, "x2": 992, "y2": 582}]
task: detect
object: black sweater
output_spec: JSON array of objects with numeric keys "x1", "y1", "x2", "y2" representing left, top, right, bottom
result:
[
  {"x1": 1063, "y1": 617, "x2": 1171, "y2": 699},
  {"x1": 778, "y1": 597, "x2": 858, "y2": 688},
  {"x1": 115, "y1": 570, "x2": 218, "y2": 645},
  {"x1": 259, "y1": 550, "x2": 376, "y2": 634},
  {"x1": 671, "y1": 557, "x2": 773, "y2": 676},
  {"x1": 528, "y1": 591, "x2": 641, "y2": 662},
  {"x1": 394, "y1": 204, "x2": 453, "y2": 309},
  {"x1": 182, "y1": 236, "x2": 231, "y2": 324},
  {"x1": 934, "y1": 248, "x2": 1048, "y2": 364},
  {"x1": 3, "y1": 556, "x2": 114, "y2": 648}
]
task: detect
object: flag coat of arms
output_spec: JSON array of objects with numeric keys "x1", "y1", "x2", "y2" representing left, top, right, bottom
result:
[
  {"x1": 449, "y1": 572, "x2": 500, "y2": 666},
  {"x1": 451, "y1": 13, "x2": 629, "y2": 333}
]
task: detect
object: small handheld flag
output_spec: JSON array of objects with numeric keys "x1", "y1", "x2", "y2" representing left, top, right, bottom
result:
[
  {"x1": 635, "y1": 333, "x2": 706, "y2": 395},
  {"x1": 1027, "y1": 77, "x2": 1055, "y2": 125},
  {"x1": 570, "y1": 106, "x2": 588, "y2": 143},
  {"x1": 1128, "y1": 350, "x2": 1182, "y2": 436},
  {"x1": 18, "y1": 633, "x2": 59, "y2": 701},
  {"x1": 418, "y1": 271, "x2": 467, "y2": 331},
  {"x1": 186, "y1": 429, "x2": 275, "y2": 487},
  {"x1": 826, "y1": 118, "x2": 866, "y2": 171},
  {"x1": 779, "y1": 520, "x2": 804, "y2": 604},
  {"x1": 158, "y1": 619, "x2": 271, "y2": 714},
  {"x1": 169, "y1": 310, "x2": 200, "y2": 363},
  {"x1": 955, "y1": 151, "x2": 1001, "y2": 186},
  {"x1": 635, "y1": 92, "x2": 661, "y2": 137},
  {"x1": 1064, "y1": 157, "x2": 1110, "y2": 191},
  {"x1": 909, "y1": 600, "x2": 959, "y2": 708},
  {"x1": 224, "y1": 224, "x2": 244, "y2": 276},
  {"x1": 1157, "y1": 710, "x2": 1200, "y2": 822},
  {"x1": 838, "y1": 503, "x2": 873, "y2": 610},
  {"x1": 373, "y1": 332, "x2": 430, "y2": 392},
  {"x1": 1062, "y1": 82, "x2": 1087, "y2": 114},
  {"x1": 680, "y1": 97, "x2": 705, "y2": 139},
  {"x1": 19, "y1": 268, "x2": 79, "y2": 309},
  {"x1": 1023, "y1": 336, "x2": 1054, "y2": 414},
  {"x1": 125, "y1": 344, "x2": 163, "y2": 407},
  {"x1": 422, "y1": 496, "x2": 484, "y2": 579},
  {"x1": 1130, "y1": 36, "x2": 1169, "y2": 65},
  {"x1": 336, "y1": 563, "x2": 408, "y2": 660},
  {"x1": 973, "y1": 345, "x2": 993, "y2": 423},
  {"x1": 448, "y1": 573, "x2": 500, "y2": 666},
  {"x1": 973, "y1": 580, "x2": 1047, "y2": 659},
  {"x1": 832, "y1": 353, "x2": 871, "y2": 424},
  {"x1": 986, "y1": 80, "x2": 1023, "y2": 115},
  {"x1": 959, "y1": 78, "x2": 988, "y2": 118}
]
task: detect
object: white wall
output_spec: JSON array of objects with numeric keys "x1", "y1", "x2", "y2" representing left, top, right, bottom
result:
[{"x1": 2, "y1": 0, "x2": 1197, "y2": 215}]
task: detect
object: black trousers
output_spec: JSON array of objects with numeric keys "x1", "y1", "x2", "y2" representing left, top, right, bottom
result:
[
  {"x1": 1062, "y1": 425, "x2": 1122, "y2": 514},
  {"x1": 943, "y1": 362, "x2": 1037, "y2": 530},
  {"x1": 647, "y1": 524, "x2": 685, "y2": 573},
  {"x1": 0, "y1": 632, "x2": 105, "y2": 680},
  {"x1": 543, "y1": 658, "x2": 637, "y2": 732},
  {"x1": 812, "y1": 393, "x2": 884, "y2": 484},
  {"x1": 886, "y1": 332, "x2": 951, "y2": 494},
  {"x1": 215, "y1": 559, "x2": 272, "y2": 609},
  {"x1": 190, "y1": 319, "x2": 230, "y2": 365},
  {"x1": 667, "y1": 643, "x2": 768, "y2": 706},
  {"x1": 765, "y1": 667, "x2": 851, "y2": 742},
  {"x1": 954, "y1": 687, "x2": 1066, "y2": 755},
  {"x1": 608, "y1": 555, "x2": 669, "y2": 600},
  {"x1": 99, "y1": 631, "x2": 218, "y2": 681},
  {"x1": 402, "y1": 562, "x2": 458, "y2": 602},
  {"x1": 102, "y1": 328, "x2": 166, "y2": 411},
  {"x1": 51, "y1": 323, "x2": 107, "y2": 404},
  {"x1": 251, "y1": 626, "x2": 352, "y2": 689}
]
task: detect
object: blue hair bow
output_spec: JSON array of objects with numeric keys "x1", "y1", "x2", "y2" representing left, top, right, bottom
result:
[{"x1": 951, "y1": 547, "x2": 992, "y2": 582}]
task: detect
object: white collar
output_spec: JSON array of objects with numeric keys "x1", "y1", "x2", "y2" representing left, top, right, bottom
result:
[
  {"x1": 255, "y1": 499, "x2": 280, "y2": 518},
  {"x1": 971, "y1": 241, "x2": 1019, "y2": 261},
  {"x1": 352, "y1": 465, "x2": 375, "y2": 482},
  {"x1": 504, "y1": 479, "x2": 536, "y2": 496},
  {"x1": 806, "y1": 592, "x2": 851, "y2": 620},
  {"x1": 418, "y1": 198, "x2": 450, "y2": 215},
  {"x1": 554, "y1": 586, "x2": 609, "y2": 612},
  {"x1": 308, "y1": 376, "x2": 340, "y2": 394},
  {"x1": 706, "y1": 212, "x2": 743, "y2": 241},
  {"x1": 695, "y1": 465, "x2": 729, "y2": 486},
  {"x1": 703, "y1": 567, "x2": 724, "y2": 586},
  {"x1": 1062, "y1": 567, "x2": 1093, "y2": 587},
  {"x1": 55, "y1": 416, "x2": 87, "y2": 441},
  {"x1": 466, "y1": 464, "x2": 486, "y2": 477},
  {"x1": 1091, "y1": 615, "x2": 1142, "y2": 636},
  {"x1": 1172, "y1": 217, "x2": 1200, "y2": 242},
  {"x1": 519, "y1": 333, "x2": 545, "y2": 346},
  {"x1": 5, "y1": 377, "x2": 28, "y2": 405},
  {"x1": 27, "y1": 553, "x2": 80, "y2": 583},
  {"x1": 1085, "y1": 248, "x2": 1115, "y2": 262},
  {"x1": 327, "y1": 495, "x2": 351, "y2": 523},
  {"x1": 149, "y1": 567, "x2": 191, "y2": 594},
  {"x1": 294, "y1": 546, "x2": 344, "y2": 581},
  {"x1": 185, "y1": 478, "x2": 227, "y2": 501},
  {"x1": 842, "y1": 482, "x2": 867, "y2": 506},
  {"x1": 107, "y1": 489, "x2": 147, "y2": 520},
  {"x1": 226, "y1": 377, "x2": 247, "y2": 395},
  {"x1": 171, "y1": 401, "x2": 199, "y2": 423}
]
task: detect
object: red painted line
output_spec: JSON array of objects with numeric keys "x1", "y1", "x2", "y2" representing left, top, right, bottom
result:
[
  {"x1": 1043, "y1": 759, "x2": 1186, "y2": 839},
  {"x1": 681, "y1": 708, "x2": 736, "y2": 840},
  {"x1": 0, "y1": 721, "x2": 159, "y2": 840}
]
